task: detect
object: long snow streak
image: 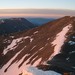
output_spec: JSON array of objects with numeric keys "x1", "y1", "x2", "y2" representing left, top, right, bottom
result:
[{"x1": 51, "y1": 24, "x2": 72, "y2": 57}]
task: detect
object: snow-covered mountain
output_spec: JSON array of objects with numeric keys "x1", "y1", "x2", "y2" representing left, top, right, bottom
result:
[
  {"x1": 0, "y1": 18, "x2": 36, "y2": 35},
  {"x1": 0, "y1": 16, "x2": 75, "y2": 75}
]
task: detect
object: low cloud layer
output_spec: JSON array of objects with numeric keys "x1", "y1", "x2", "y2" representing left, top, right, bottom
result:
[{"x1": 0, "y1": 9, "x2": 75, "y2": 18}]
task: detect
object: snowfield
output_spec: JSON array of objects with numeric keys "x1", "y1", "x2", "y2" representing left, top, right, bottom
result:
[
  {"x1": 21, "y1": 67, "x2": 61, "y2": 75},
  {"x1": 50, "y1": 24, "x2": 72, "y2": 59},
  {"x1": 0, "y1": 49, "x2": 61, "y2": 75}
]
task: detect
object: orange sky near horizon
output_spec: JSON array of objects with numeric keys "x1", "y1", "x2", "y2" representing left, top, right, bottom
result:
[
  {"x1": 0, "y1": 13, "x2": 65, "y2": 18},
  {"x1": 0, "y1": 9, "x2": 75, "y2": 18}
]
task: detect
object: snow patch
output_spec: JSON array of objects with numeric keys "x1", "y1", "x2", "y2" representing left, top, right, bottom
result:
[
  {"x1": 28, "y1": 67, "x2": 61, "y2": 75},
  {"x1": 50, "y1": 24, "x2": 72, "y2": 58},
  {"x1": 24, "y1": 36, "x2": 30, "y2": 39},
  {"x1": 39, "y1": 47, "x2": 44, "y2": 50},
  {"x1": 69, "y1": 51, "x2": 75, "y2": 54},
  {"x1": 0, "y1": 50, "x2": 22, "y2": 75},
  {"x1": 7, "y1": 40, "x2": 11, "y2": 43},
  {"x1": 0, "y1": 20, "x2": 5, "y2": 24},
  {"x1": 31, "y1": 56, "x2": 38, "y2": 63},
  {"x1": 68, "y1": 41, "x2": 75, "y2": 45},
  {"x1": 66, "y1": 57, "x2": 69, "y2": 60},
  {"x1": 24, "y1": 36, "x2": 34, "y2": 43},
  {"x1": 21, "y1": 70, "x2": 33, "y2": 75},
  {"x1": 33, "y1": 58, "x2": 42, "y2": 67},
  {"x1": 33, "y1": 31, "x2": 38, "y2": 34},
  {"x1": 3, "y1": 37, "x2": 23, "y2": 55},
  {"x1": 72, "y1": 67, "x2": 75, "y2": 69},
  {"x1": 3, "y1": 40, "x2": 11, "y2": 43},
  {"x1": 45, "y1": 43, "x2": 48, "y2": 46},
  {"x1": 47, "y1": 38, "x2": 50, "y2": 40},
  {"x1": 31, "y1": 46, "x2": 37, "y2": 51},
  {"x1": 73, "y1": 36, "x2": 75, "y2": 39},
  {"x1": 10, "y1": 36, "x2": 14, "y2": 38},
  {"x1": 30, "y1": 38, "x2": 34, "y2": 42}
]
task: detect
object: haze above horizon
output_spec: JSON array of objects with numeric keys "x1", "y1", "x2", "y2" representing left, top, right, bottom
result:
[{"x1": 0, "y1": 0, "x2": 75, "y2": 18}]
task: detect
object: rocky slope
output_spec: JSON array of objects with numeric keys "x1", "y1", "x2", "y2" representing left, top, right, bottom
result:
[{"x1": 0, "y1": 16, "x2": 75, "y2": 75}]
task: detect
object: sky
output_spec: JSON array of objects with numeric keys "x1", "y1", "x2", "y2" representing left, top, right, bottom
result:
[{"x1": 0, "y1": 0, "x2": 75, "y2": 18}]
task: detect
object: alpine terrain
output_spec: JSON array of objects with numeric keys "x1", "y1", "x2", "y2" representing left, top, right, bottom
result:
[{"x1": 0, "y1": 16, "x2": 75, "y2": 75}]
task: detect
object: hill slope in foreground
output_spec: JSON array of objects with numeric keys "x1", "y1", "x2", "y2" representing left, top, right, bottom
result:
[{"x1": 0, "y1": 16, "x2": 75, "y2": 75}]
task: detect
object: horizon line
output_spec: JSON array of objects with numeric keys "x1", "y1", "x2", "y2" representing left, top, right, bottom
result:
[{"x1": 0, "y1": 8, "x2": 75, "y2": 11}]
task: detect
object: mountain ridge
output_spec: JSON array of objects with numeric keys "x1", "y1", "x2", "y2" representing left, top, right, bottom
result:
[{"x1": 0, "y1": 16, "x2": 75, "y2": 75}]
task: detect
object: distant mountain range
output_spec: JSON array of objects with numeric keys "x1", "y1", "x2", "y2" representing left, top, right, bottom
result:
[
  {"x1": 0, "y1": 16, "x2": 75, "y2": 75},
  {"x1": 0, "y1": 18, "x2": 37, "y2": 35},
  {"x1": 26, "y1": 18, "x2": 55, "y2": 26}
]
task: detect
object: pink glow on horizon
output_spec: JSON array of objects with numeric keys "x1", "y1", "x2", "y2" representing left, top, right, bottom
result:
[{"x1": 0, "y1": 13, "x2": 65, "y2": 18}]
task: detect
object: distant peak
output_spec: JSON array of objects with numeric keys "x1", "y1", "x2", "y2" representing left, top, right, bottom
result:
[{"x1": 10, "y1": 18, "x2": 25, "y2": 21}]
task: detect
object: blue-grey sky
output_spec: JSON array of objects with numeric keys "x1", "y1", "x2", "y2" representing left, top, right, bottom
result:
[
  {"x1": 0, "y1": 0, "x2": 75, "y2": 18},
  {"x1": 0, "y1": 0, "x2": 75, "y2": 10}
]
